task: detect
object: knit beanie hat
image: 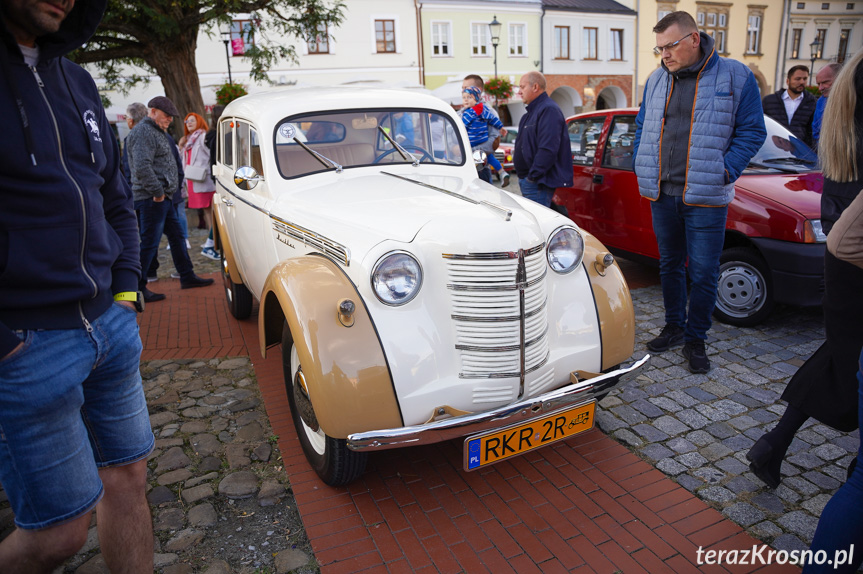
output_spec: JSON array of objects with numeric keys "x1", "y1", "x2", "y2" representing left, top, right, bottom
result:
[{"x1": 463, "y1": 86, "x2": 482, "y2": 102}]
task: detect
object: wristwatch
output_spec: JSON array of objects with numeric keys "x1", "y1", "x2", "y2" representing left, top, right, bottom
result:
[{"x1": 114, "y1": 291, "x2": 145, "y2": 313}]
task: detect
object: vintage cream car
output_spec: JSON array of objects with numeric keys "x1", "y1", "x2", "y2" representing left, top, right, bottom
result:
[{"x1": 213, "y1": 87, "x2": 648, "y2": 485}]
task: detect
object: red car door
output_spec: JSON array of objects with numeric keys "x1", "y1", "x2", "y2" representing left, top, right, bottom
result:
[
  {"x1": 556, "y1": 114, "x2": 607, "y2": 233},
  {"x1": 556, "y1": 112, "x2": 658, "y2": 260}
]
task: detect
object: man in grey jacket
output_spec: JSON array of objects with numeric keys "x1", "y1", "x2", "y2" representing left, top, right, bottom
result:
[{"x1": 126, "y1": 96, "x2": 213, "y2": 301}]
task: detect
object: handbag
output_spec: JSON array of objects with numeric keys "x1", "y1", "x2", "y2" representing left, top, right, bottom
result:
[
  {"x1": 185, "y1": 164, "x2": 209, "y2": 183},
  {"x1": 827, "y1": 188, "x2": 863, "y2": 269}
]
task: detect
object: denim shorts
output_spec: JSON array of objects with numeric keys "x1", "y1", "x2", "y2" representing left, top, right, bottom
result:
[{"x1": 0, "y1": 303, "x2": 155, "y2": 530}]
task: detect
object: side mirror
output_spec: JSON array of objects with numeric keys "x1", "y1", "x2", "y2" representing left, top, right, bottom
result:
[
  {"x1": 233, "y1": 166, "x2": 263, "y2": 190},
  {"x1": 472, "y1": 149, "x2": 487, "y2": 167}
]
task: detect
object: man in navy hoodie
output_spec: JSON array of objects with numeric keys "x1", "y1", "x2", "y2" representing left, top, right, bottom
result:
[{"x1": 0, "y1": 1, "x2": 154, "y2": 571}]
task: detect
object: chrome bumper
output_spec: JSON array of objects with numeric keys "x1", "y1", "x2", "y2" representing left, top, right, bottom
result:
[{"x1": 347, "y1": 354, "x2": 650, "y2": 452}]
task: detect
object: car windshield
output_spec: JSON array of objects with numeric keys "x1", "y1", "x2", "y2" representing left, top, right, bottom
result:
[
  {"x1": 500, "y1": 128, "x2": 517, "y2": 144},
  {"x1": 274, "y1": 110, "x2": 466, "y2": 178},
  {"x1": 748, "y1": 116, "x2": 818, "y2": 173}
]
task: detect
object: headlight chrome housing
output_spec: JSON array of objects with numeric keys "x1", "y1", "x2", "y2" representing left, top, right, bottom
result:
[
  {"x1": 547, "y1": 226, "x2": 585, "y2": 274},
  {"x1": 371, "y1": 251, "x2": 423, "y2": 305}
]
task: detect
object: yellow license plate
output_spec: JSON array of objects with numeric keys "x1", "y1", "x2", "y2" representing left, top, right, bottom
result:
[{"x1": 464, "y1": 401, "x2": 595, "y2": 471}]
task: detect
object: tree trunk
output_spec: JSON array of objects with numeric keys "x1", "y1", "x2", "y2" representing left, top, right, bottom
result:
[{"x1": 147, "y1": 28, "x2": 204, "y2": 140}]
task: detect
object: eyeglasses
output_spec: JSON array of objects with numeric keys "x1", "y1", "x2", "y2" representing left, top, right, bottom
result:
[{"x1": 653, "y1": 33, "x2": 694, "y2": 55}]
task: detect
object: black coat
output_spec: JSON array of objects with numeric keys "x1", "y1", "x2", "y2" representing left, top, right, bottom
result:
[
  {"x1": 781, "y1": 248, "x2": 863, "y2": 432},
  {"x1": 762, "y1": 89, "x2": 817, "y2": 147}
]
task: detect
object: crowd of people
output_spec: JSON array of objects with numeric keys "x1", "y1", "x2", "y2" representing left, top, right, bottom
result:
[{"x1": 0, "y1": 0, "x2": 860, "y2": 571}]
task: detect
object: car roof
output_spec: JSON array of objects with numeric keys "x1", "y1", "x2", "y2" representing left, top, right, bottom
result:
[
  {"x1": 565, "y1": 107, "x2": 638, "y2": 121},
  {"x1": 222, "y1": 86, "x2": 459, "y2": 126}
]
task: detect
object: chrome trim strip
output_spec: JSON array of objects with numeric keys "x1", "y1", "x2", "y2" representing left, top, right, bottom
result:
[
  {"x1": 381, "y1": 171, "x2": 512, "y2": 221},
  {"x1": 446, "y1": 270, "x2": 547, "y2": 291},
  {"x1": 347, "y1": 355, "x2": 651, "y2": 451},
  {"x1": 451, "y1": 301, "x2": 547, "y2": 323},
  {"x1": 271, "y1": 218, "x2": 351, "y2": 267},
  {"x1": 458, "y1": 353, "x2": 549, "y2": 379},
  {"x1": 443, "y1": 243, "x2": 545, "y2": 260},
  {"x1": 516, "y1": 249, "x2": 527, "y2": 397},
  {"x1": 216, "y1": 181, "x2": 351, "y2": 267},
  {"x1": 455, "y1": 327, "x2": 548, "y2": 353}
]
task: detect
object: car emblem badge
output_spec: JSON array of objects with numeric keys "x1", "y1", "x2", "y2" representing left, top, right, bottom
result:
[{"x1": 279, "y1": 124, "x2": 296, "y2": 140}]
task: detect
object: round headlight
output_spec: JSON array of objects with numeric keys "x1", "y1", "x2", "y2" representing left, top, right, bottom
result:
[
  {"x1": 371, "y1": 251, "x2": 423, "y2": 305},
  {"x1": 547, "y1": 227, "x2": 584, "y2": 274}
]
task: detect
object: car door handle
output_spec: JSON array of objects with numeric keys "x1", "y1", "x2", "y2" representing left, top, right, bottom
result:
[
  {"x1": 221, "y1": 196, "x2": 234, "y2": 207},
  {"x1": 593, "y1": 174, "x2": 604, "y2": 184}
]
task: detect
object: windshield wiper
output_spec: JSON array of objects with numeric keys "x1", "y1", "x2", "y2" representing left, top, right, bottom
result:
[
  {"x1": 762, "y1": 157, "x2": 816, "y2": 165},
  {"x1": 378, "y1": 126, "x2": 419, "y2": 167},
  {"x1": 747, "y1": 161, "x2": 798, "y2": 174},
  {"x1": 293, "y1": 138, "x2": 343, "y2": 173}
]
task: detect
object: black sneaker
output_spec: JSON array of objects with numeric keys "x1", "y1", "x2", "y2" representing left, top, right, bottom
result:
[
  {"x1": 142, "y1": 287, "x2": 166, "y2": 303},
  {"x1": 683, "y1": 340, "x2": 710, "y2": 374},
  {"x1": 646, "y1": 324, "x2": 684, "y2": 352},
  {"x1": 181, "y1": 275, "x2": 215, "y2": 289}
]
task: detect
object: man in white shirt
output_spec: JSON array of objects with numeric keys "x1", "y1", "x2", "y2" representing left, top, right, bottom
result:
[{"x1": 761, "y1": 65, "x2": 817, "y2": 147}]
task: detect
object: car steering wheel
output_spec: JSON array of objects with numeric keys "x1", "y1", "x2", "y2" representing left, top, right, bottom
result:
[{"x1": 373, "y1": 145, "x2": 434, "y2": 164}]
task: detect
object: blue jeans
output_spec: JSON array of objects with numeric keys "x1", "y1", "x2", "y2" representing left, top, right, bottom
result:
[
  {"x1": 519, "y1": 179, "x2": 554, "y2": 207},
  {"x1": 803, "y1": 347, "x2": 863, "y2": 573},
  {"x1": 174, "y1": 198, "x2": 189, "y2": 240},
  {"x1": 135, "y1": 197, "x2": 194, "y2": 289},
  {"x1": 0, "y1": 304, "x2": 154, "y2": 530},
  {"x1": 650, "y1": 193, "x2": 728, "y2": 342},
  {"x1": 478, "y1": 166, "x2": 493, "y2": 184}
]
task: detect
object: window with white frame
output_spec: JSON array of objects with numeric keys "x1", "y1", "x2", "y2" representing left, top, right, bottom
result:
[
  {"x1": 308, "y1": 22, "x2": 329, "y2": 54},
  {"x1": 745, "y1": 9, "x2": 763, "y2": 54},
  {"x1": 838, "y1": 28, "x2": 851, "y2": 62},
  {"x1": 583, "y1": 27, "x2": 598, "y2": 60},
  {"x1": 375, "y1": 19, "x2": 396, "y2": 53},
  {"x1": 230, "y1": 19, "x2": 254, "y2": 56},
  {"x1": 610, "y1": 29, "x2": 624, "y2": 60},
  {"x1": 697, "y1": 4, "x2": 730, "y2": 53},
  {"x1": 554, "y1": 26, "x2": 570, "y2": 59},
  {"x1": 790, "y1": 28, "x2": 802, "y2": 58},
  {"x1": 431, "y1": 21, "x2": 451, "y2": 56},
  {"x1": 509, "y1": 23, "x2": 526, "y2": 56},
  {"x1": 471, "y1": 23, "x2": 489, "y2": 56}
]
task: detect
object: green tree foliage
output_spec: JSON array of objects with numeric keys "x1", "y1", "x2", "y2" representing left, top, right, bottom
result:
[{"x1": 72, "y1": 0, "x2": 344, "y2": 119}]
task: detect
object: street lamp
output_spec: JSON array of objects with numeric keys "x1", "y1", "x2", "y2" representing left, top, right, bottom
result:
[
  {"x1": 221, "y1": 26, "x2": 233, "y2": 84},
  {"x1": 809, "y1": 36, "x2": 822, "y2": 86},
  {"x1": 489, "y1": 15, "x2": 502, "y2": 79}
]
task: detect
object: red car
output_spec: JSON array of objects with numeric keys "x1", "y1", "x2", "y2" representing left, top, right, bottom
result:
[
  {"x1": 494, "y1": 126, "x2": 517, "y2": 169},
  {"x1": 554, "y1": 108, "x2": 824, "y2": 327}
]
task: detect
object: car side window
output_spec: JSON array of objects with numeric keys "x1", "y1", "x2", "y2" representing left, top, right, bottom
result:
[
  {"x1": 221, "y1": 120, "x2": 234, "y2": 169},
  {"x1": 601, "y1": 116, "x2": 637, "y2": 171},
  {"x1": 236, "y1": 121, "x2": 265, "y2": 177},
  {"x1": 568, "y1": 118, "x2": 605, "y2": 166}
]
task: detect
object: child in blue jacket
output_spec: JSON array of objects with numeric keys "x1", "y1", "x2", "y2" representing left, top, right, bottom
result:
[{"x1": 460, "y1": 87, "x2": 510, "y2": 187}]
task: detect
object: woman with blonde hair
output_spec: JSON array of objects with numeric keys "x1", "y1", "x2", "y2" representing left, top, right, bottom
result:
[
  {"x1": 747, "y1": 48, "x2": 863, "y2": 495},
  {"x1": 182, "y1": 112, "x2": 218, "y2": 260}
]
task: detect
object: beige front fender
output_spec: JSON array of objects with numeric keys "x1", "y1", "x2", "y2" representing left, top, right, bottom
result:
[
  {"x1": 258, "y1": 256, "x2": 403, "y2": 439},
  {"x1": 582, "y1": 234, "x2": 636, "y2": 370}
]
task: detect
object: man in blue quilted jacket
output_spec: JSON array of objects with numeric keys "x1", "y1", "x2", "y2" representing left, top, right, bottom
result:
[{"x1": 633, "y1": 11, "x2": 766, "y2": 373}]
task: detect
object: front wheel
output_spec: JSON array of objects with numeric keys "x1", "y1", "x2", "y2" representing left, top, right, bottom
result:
[
  {"x1": 221, "y1": 250, "x2": 253, "y2": 319},
  {"x1": 281, "y1": 323, "x2": 366, "y2": 486},
  {"x1": 713, "y1": 247, "x2": 775, "y2": 327}
]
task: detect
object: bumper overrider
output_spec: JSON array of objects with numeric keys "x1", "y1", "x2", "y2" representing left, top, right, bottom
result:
[{"x1": 347, "y1": 354, "x2": 650, "y2": 452}]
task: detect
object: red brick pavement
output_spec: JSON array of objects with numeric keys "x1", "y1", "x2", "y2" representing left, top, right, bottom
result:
[{"x1": 139, "y1": 270, "x2": 799, "y2": 574}]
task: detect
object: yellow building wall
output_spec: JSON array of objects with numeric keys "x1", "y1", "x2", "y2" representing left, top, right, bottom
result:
[{"x1": 420, "y1": 7, "x2": 542, "y2": 90}]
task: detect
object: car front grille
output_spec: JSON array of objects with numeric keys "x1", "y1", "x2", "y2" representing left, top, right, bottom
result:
[
  {"x1": 443, "y1": 244, "x2": 549, "y2": 387},
  {"x1": 494, "y1": 150, "x2": 506, "y2": 162}
]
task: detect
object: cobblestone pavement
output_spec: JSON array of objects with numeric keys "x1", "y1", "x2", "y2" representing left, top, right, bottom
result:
[
  {"x1": 1, "y1": 357, "x2": 316, "y2": 574},
  {"x1": 600, "y1": 284, "x2": 856, "y2": 554}
]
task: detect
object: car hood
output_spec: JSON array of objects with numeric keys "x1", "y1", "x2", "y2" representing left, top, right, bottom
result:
[
  {"x1": 270, "y1": 172, "x2": 536, "y2": 260},
  {"x1": 735, "y1": 172, "x2": 823, "y2": 219}
]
